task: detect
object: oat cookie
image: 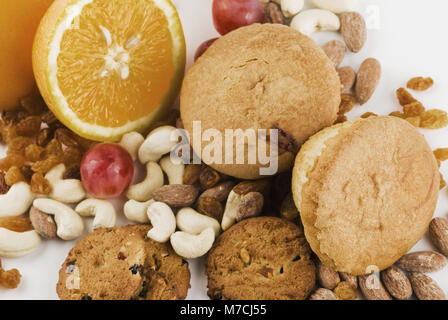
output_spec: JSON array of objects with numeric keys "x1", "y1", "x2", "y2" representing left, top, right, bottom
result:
[{"x1": 206, "y1": 217, "x2": 315, "y2": 300}]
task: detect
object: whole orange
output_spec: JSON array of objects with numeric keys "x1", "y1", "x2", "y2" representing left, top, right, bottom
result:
[{"x1": 0, "y1": 0, "x2": 54, "y2": 110}]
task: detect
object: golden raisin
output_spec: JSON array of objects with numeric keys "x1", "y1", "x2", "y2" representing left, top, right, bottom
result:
[
  {"x1": 403, "y1": 101, "x2": 425, "y2": 117},
  {"x1": 7, "y1": 136, "x2": 34, "y2": 156},
  {"x1": 420, "y1": 109, "x2": 448, "y2": 130},
  {"x1": 1, "y1": 110, "x2": 19, "y2": 125},
  {"x1": 44, "y1": 139, "x2": 63, "y2": 158},
  {"x1": 31, "y1": 155, "x2": 61, "y2": 174},
  {"x1": 389, "y1": 111, "x2": 406, "y2": 119},
  {"x1": 30, "y1": 173, "x2": 52, "y2": 194},
  {"x1": 407, "y1": 77, "x2": 434, "y2": 91},
  {"x1": 25, "y1": 144, "x2": 44, "y2": 162},
  {"x1": 338, "y1": 93, "x2": 356, "y2": 115},
  {"x1": 440, "y1": 173, "x2": 446, "y2": 190},
  {"x1": 36, "y1": 128, "x2": 53, "y2": 147},
  {"x1": 5, "y1": 166, "x2": 25, "y2": 186},
  {"x1": 20, "y1": 94, "x2": 46, "y2": 115},
  {"x1": 0, "y1": 268, "x2": 21, "y2": 289},
  {"x1": 333, "y1": 281, "x2": 357, "y2": 300},
  {"x1": 396, "y1": 87, "x2": 417, "y2": 106},
  {"x1": 0, "y1": 217, "x2": 33, "y2": 232},
  {"x1": 1, "y1": 126, "x2": 17, "y2": 144},
  {"x1": 63, "y1": 146, "x2": 83, "y2": 166},
  {"x1": 15, "y1": 116, "x2": 41, "y2": 137},
  {"x1": 434, "y1": 148, "x2": 448, "y2": 162},
  {"x1": 0, "y1": 154, "x2": 25, "y2": 172},
  {"x1": 405, "y1": 116, "x2": 421, "y2": 127},
  {"x1": 360, "y1": 112, "x2": 377, "y2": 119}
]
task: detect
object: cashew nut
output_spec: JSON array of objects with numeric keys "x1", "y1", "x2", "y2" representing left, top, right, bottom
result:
[
  {"x1": 0, "y1": 182, "x2": 35, "y2": 218},
  {"x1": 160, "y1": 155, "x2": 184, "y2": 185},
  {"x1": 312, "y1": 0, "x2": 357, "y2": 14},
  {"x1": 146, "y1": 202, "x2": 176, "y2": 243},
  {"x1": 176, "y1": 207, "x2": 220, "y2": 236},
  {"x1": 170, "y1": 228, "x2": 215, "y2": 259},
  {"x1": 126, "y1": 161, "x2": 164, "y2": 201},
  {"x1": 75, "y1": 199, "x2": 116, "y2": 229},
  {"x1": 33, "y1": 199, "x2": 84, "y2": 241},
  {"x1": 0, "y1": 228, "x2": 41, "y2": 258},
  {"x1": 221, "y1": 190, "x2": 241, "y2": 231},
  {"x1": 45, "y1": 164, "x2": 86, "y2": 203},
  {"x1": 123, "y1": 199, "x2": 154, "y2": 223},
  {"x1": 118, "y1": 131, "x2": 144, "y2": 161},
  {"x1": 281, "y1": 0, "x2": 304, "y2": 18},
  {"x1": 290, "y1": 9, "x2": 340, "y2": 36},
  {"x1": 138, "y1": 126, "x2": 180, "y2": 163}
]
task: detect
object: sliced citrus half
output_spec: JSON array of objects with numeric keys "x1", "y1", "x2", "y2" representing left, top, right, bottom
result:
[{"x1": 33, "y1": 0, "x2": 185, "y2": 141}]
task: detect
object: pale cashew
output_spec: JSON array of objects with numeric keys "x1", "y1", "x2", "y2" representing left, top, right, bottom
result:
[
  {"x1": 170, "y1": 228, "x2": 215, "y2": 259},
  {"x1": 126, "y1": 161, "x2": 164, "y2": 201},
  {"x1": 176, "y1": 207, "x2": 220, "y2": 237},
  {"x1": 118, "y1": 131, "x2": 144, "y2": 161},
  {"x1": 123, "y1": 199, "x2": 154, "y2": 223},
  {"x1": 0, "y1": 228, "x2": 41, "y2": 258},
  {"x1": 75, "y1": 199, "x2": 116, "y2": 229},
  {"x1": 138, "y1": 126, "x2": 180, "y2": 163},
  {"x1": 221, "y1": 190, "x2": 241, "y2": 231},
  {"x1": 312, "y1": 0, "x2": 357, "y2": 14},
  {"x1": 281, "y1": 0, "x2": 304, "y2": 18},
  {"x1": 33, "y1": 199, "x2": 84, "y2": 241},
  {"x1": 160, "y1": 155, "x2": 184, "y2": 185},
  {"x1": 0, "y1": 182, "x2": 34, "y2": 218},
  {"x1": 290, "y1": 9, "x2": 340, "y2": 36},
  {"x1": 146, "y1": 202, "x2": 176, "y2": 243},
  {"x1": 45, "y1": 164, "x2": 86, "y2": 203}
]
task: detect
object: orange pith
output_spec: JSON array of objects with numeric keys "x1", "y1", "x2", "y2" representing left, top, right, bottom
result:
[{"x1": 56, "y1": 0, "x2": 174, "y2": 127}]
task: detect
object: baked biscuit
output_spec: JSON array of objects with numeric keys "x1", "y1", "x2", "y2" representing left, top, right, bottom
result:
[
  {"x1": 292, "y1": 116, "x2": 440, "y2": 275},
  {"x1": 181, "y1": 23, "x2": 341, "y2": 179},
  {"x1": 206, "y1": 217, "x2": 316, "y2": 300},
  {"x1": 57, "y1": 225, "x2": 190, "y2": 300}
]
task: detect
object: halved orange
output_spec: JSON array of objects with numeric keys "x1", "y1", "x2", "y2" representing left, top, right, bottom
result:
[{"x1": 33, "y1": 0, "x2": 185, "y2": 141}]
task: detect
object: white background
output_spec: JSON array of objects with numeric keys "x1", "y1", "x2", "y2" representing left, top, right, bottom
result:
[{"x1": 1, "y1": 0, "x2": 448, "y2": 300}]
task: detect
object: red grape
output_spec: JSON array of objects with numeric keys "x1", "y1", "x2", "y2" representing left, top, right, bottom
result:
[
  {"x1": 81, "y1": 143, "x2": 134, "y2": 199},
  {"x1": 194, "y1": 38, "x2": 219, "y2": 61},
  {"x1": 212, "y1": 0, "x2": 265, "y2": 35}
]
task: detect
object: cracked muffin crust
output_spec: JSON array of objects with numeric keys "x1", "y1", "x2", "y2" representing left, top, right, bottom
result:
[
  {"x1": 180, "y1": 23, "x2": 341, "y2": 179},
  {"x1": 206, "y1": 217, "x2": 316, "y2": 300},
  {"x1": 57, "y1": 225, "x2": 190, "y2": 300},
  {"x1": 292, "y1": 116, "x2": 440, "y2": 275}
]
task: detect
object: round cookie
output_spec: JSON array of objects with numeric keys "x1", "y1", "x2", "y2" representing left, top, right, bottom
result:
[
  {"x1": 180, "y1": 23, "x2": 341, "y2": 180},
  {"x1": 206, "y1": 217, "x2": 316, "y2": 300},
  {"x1": 292, "y1": 116, "x2": 440, "y2": 276},
  {"x1": 57, "y1": 225, "x2": 190, "y2": 300}
]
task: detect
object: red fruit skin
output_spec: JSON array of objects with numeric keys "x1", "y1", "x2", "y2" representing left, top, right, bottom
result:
[
  {"x1": 81, "y1": 143, "x2": 134, "y2": 199},
  {"x1": 212, "y1": 0, "x2": 265, "y2": 35},
  {"x1": 194, "y1": 38, "x2": 219, "y2": 61}
]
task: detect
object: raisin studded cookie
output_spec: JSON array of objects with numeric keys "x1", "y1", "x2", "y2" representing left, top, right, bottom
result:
[
  {"x1": 181, "y1": 23, "x2": 341, "y2": 180},
  {"x1": 206, "y1": 217, "x2": 315, "y2": 300},
  {"x1": 57, "y1": 225, "x2": 190, "y2": 300},
  {"x1": 292, "y1": 116, "x2": 440, "y2": 275}
]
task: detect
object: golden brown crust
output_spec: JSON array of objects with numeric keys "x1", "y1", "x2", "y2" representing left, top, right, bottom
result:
[
  {"x1": 294, "y1": 116, "x2": 439, "y2": 275},
  {"x1": 57, "y1": 225, "x2": 190, "y2": 300},
  {"x1": 206, "y1": 217, "x2": 316, "y2": 300},
  {"x1": 180, "y1": 23, "x2": 340, "y2": 179}
]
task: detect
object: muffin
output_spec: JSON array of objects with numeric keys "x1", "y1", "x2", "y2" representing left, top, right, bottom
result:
[
  {"x1": 292, "y1": 116, "x2": 440, "y2": 275},
  {"x1": 181, "y1": 23, "x2": 341, "y2": 179}
]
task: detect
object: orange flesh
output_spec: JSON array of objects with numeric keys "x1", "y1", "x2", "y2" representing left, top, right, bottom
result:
[{"x1": 56, "y1": 0, "x2": 174, "y2": 127}]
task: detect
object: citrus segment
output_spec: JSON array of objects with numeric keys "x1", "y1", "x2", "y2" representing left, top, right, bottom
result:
[{"x1": 33, "y1": 0, "x2": 185, "y2": 141}]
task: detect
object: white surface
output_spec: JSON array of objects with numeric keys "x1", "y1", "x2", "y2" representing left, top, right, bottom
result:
[{"x1": 1, "y1": 0, "x2": 448, "y2": 299}]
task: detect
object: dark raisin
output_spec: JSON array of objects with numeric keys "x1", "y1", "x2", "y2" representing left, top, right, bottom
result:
[
  {"x1": 1, "y1": 110, "x2": 19, "y2": 125},
  {"x1": 63, "y1": 164, "x2": 81, "y2": 180},
  {"x1": 20, "y1": 165, "x2": 34, "y2": 182},
  {"x1": 199, "y1": 167, "x2": 221, "y2": 189},
  {"x1": 81, "y1": 296, "x2": 92, "y2": 300},
  {"x1": 117, "y1": 252, "x2": 126, "y2": 260},
  {"x1": 36, "y1": 128, "x2": 53, "y2": 147},
  {"x1": 41, "y1": 111, "x2": 58, "y2": 125}
]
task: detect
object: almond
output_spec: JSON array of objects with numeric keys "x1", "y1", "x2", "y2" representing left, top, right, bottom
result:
[
  {"x1": 355, "y1": 58, "x2": 381, "y2": 105},
  {"x1": 264, "y1": 2, "x2": 284, "y2": 25},
  {"x1": 339, "y1": 272, "x2": 358, "y2": 289},
  {"x1": 340, "y1": 11, "x2": 367, "y2": 53},
  {"x1": 309, "y1": 288, "x2": 339, "y2": 300},
  {"x1": 358, "y1": 274, "x2": 392, "y2": 300},
  {"x1": 337, "y1": 66, "x2": 356, "y2": 93},
  {"x1": 409, "y1": 272, "x2": 446, "y2": 300},
  {"x1": 429, "y1": 217, "x2": 448, "y2": 257},
  {"x1": 395, "y1": 251, "x2": 447, "y2": 273},
  {"x1": 322, "y1": 40, "x2": 346, "y2": 68},
  {"x1": 29, "y1": 206, "x2": 57, "y2": 239},
  {"x1": 380, "y1": 266, "x2": 412, "y2": 300},
  {"x1": 152, "y1": 184, "x2": 199, "y2": 208},
  {"x1": 317, "y1": 261, "x2": 340, "y2": 290}
]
